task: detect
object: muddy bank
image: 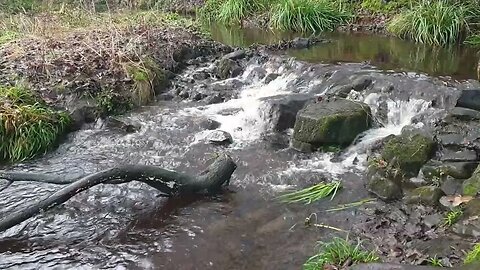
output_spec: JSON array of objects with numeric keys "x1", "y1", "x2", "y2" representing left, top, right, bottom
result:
[{"x1": 0, "y1": 22, "x2": 227, "y2": 126}]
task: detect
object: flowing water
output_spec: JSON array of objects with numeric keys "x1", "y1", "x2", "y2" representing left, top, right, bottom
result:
[{"x1": 1, "y1": 27, "x2": 480, "y2": 269}]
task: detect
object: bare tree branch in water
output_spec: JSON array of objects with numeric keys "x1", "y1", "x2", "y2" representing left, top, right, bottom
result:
[{"x1": 0, "y1": 153, "x2": 236, "y2": 233}]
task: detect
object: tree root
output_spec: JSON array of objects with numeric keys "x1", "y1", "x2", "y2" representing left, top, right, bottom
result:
[{"x1": 0, "y1": 153, "x2": 236, "y2": 233}]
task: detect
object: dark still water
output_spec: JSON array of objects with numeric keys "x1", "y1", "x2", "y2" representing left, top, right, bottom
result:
[{"x1": 209, "y1": 25, "x2": 480, "y2": 80}]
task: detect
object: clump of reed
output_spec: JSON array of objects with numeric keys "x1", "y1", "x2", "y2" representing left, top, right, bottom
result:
[
  {"x1": 0, "y1": 85, "x2": 70, "y2": 162},
  {"x1": 303, "y1": 237, "x2": 379, "y2": 269}
]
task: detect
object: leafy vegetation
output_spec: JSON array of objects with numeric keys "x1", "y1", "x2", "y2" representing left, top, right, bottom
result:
[
  {"x1": 387, "y1": 0, "x2": 474, "y2": 45},
  {"x1": 427, "y1": 255, "x2": 444, "y2": 267},
  {"x1": 465, "y1": 243, "x2": 480, "y2": 264},
  {"x1": 199, "y1": 0, "x2": 350, "y2": 32},
  {"x1": 278, "y1": 181, "x2": 341, "y2": 204},
  {"x1": 303, "y1": 237, "x2": 379, "y2": 269},
  {"x1": 442, "y1": 208, "x2": 463, "y2": 227},
  {"x1": 0, "y1": 86, "x2": 70, "y2": 162}
]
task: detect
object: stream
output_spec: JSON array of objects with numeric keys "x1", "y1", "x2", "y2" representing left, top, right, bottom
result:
[{"x1": 1, "y1": 27, "x2": 480, "y2": 269}]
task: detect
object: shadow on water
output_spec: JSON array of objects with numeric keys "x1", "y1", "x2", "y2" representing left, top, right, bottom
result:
[{"x1": 210, "y1": 24, "x2": 480, "y2": 80}]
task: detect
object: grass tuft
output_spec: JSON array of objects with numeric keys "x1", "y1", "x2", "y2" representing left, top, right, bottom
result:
[
  {"x1": 270, "y1": 0, "x2": 351, "y2": 32},
  {"x1": 465, "y1": 243, "x2": 480, "y2": 264},
  {"x1": 278, "y1": 181, "x2": 341, "y2": 204},
  {"x1": 387, "y1": 0, "x2": 469, "y2": 45},
  {"x1": 0, "y1": 85, "x2": 70, "y2": 162},
  {"x1": 442, "y1": 208, "x2": 463, "y2": 227},
  {"x1": 303, "y1": 237, "x2": 379, "y2": 269},
  {"x1": 427, "y1": 255, "x2": 444, "y2": 267}
]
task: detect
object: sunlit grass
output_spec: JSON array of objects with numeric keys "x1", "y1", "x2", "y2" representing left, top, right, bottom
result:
[
  {"x1": 0, "y1": 85, "x2": 70, "y2": 162},
  {"x1": 442, "y1": 208, "x2": 463, "y2": 227},
  {"x1": 427, "y1": 255, "x2": 444, "y2": 267},
  {"x1": 303, "y1": 237, "x2": 379, "y2": 270},
  {"x1": 278, "y1": 181, "x2": 341, "y2": 204},
  {"x1": 270, "y1": 0, "x2": 350, "y2": 32},
  {"x1": 387, "y1": 0, "x2": 469, "y2": 45},
  {"x1": 465, "y1": 243, "x2": 480, "y2": 264}
]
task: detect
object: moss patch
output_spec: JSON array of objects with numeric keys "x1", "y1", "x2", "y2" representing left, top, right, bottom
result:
[
  {"x1": 0, "y1": 85, "x2": 70, "y2": 162},
  {"x1": 382, "y1": 133, "x2": 435, "y2": 177},
  {"x1": 463, "y1": 165, "x2": 480, "y2": 196}
]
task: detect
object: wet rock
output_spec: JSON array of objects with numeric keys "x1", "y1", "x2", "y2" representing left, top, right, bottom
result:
[
  {"x1": 69, "y1": 104, "x2": 97, "y2": 131},
  {"x1": 351, "y1": 263, "x2": 440, "y2": 270},
  {"x1": 264, "y1": 73, "x2": 279, "y2": 84},
  {"x1": 440, "y1": 149, "x2": 478, "y2": 162},
  {"x1": 291, "y1": 37, "x2": 310, "y2": 49},
  {"x1": 437, "y1": 133, "x2": 466, "y2": 147},
  {"x1": 215, "y1": 58, "x2": 243, "y2": 79},
  {"x1": 178, "y1": 90, "x2": 190, "y2": 99},
  {"x1": 157, "y1": 93, "x2": 174, "y2": 101},
  {"x1": 263, "y1": 133, "x2": 290, "y2": 150},
  {"x1": 328, "y1": 76, "x2": 373, "y2": 98},
  {"x1": 449, "y1": 107, "x2": 480, "y2": 121},
  {"x1": 291, "y1": 138, "x2": 314, "y2": 152},
  {"x1": 453, "y1": 198, "x2": 480, "y2": 237},
  {"x1": 222, "y1": 49, "x2": 246, "y2": 61},
  {"x1": 421, "y1": 161, "x2": 478, "y2": 180},
  {"x1": 205, "y1": 130, "x2": 233, "y2": 145},
  {"x1": 102, "y1": 117, "x2": 141, "y2": 133},
  {"x1": 441, "y1": 176, "x2": 464, "y2": 195},
  {"x1": 366, "y1": 164, "x2": 403, "y2": 201},
  {"x1": 382, "y1": 133, "x2": 436, "y2": 177},
  {"x1": 423, "y1": 213, "x2": 442, "y2": 228},
  {"x1": 205, "y1": 94, "x2": 224, "y2": 104},
  {"x1": 261, "y1": 94, "x2": 312, "y2": 132},
  {"x1": 462, "y1": 164, "x2": 480, "y2": 196},
  {"x1": 246, "y1": 67, "x2": 267, "y2": 81},
  {"x1": 191, "y1": 92, "x2": 203, "y2": 101},
  {"x1": 405, "y1": 186, "x2": 444, "y2": 206},
  {"x1": 199, "y1": 119, "x2": 221, "y2": 130},
  {"x1": 292, "y1": 99, "x2": 372, "y2": 149},
  {"x1": 192, "y1": 71, "x2": 210, "y2": 80},
  {"x1": 455, "y1": 89, "x2": 480, "y2": 111}
]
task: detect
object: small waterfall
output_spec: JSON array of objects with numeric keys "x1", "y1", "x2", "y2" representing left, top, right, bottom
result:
[{"x1": 284, "y1": 93, "x2": 432, "y2": 176}]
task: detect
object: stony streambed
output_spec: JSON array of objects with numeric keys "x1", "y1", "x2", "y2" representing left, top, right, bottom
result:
[{"x1": 1, "y1": 35, "x2": 480, "y2": 269}]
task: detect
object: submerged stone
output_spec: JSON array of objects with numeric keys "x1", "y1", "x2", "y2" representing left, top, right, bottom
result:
[
  {"x1": 292, "y1": 99, "x2": 372, "y2": 150},
  {"x1": 381, "y1": 133, "x2": 436, "y2": 177},
  {"x1": 205, "y1": 130, "x2": 233, "y2": 145},
  {"x1": 404, "y1": 186, "x2": 444, "y2": 206}
]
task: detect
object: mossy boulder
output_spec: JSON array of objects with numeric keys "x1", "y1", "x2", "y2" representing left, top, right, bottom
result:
[
  {"x1": 421, "y1": 161, "x2": 478, "y2": 181},
  {"x1": 462, "y1": 165, "x2": 480, "y2": 196},
  {"x1": 404, "y1": 186, "x2": 444, "y2": 206},
  {"x1": 366, "y1": 163, "x2": 403, "y2": 201},
  {"x1": 215, "y1": 58, "x2": 243, "y2": 80},
  {"x1": 292, "y1": 99, "x2": 372, "y2": 150},
  {"x1": 381, "y1": 133, "x2": 436, "y2": 177}
]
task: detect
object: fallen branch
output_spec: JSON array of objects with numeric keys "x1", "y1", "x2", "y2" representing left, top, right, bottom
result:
[{"x1": 0, "y1": 153, "x2": 236, "y2": 233}]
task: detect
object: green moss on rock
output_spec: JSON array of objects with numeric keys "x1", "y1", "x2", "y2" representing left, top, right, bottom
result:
[
  {"x1": 293, "y1": 99, "x2": 372, "y2": 148},
  {"x1": 404, "y1": 186, "x2": 444, "y2": 206},
  {"x1": 0, "y1": 85, "x2": 70, "y2": 162},
  {"x1": 463, "y1": 165, "x2": 480, "y2": 196},
  {"x1": 382, "y1": 133, "x2": 436, "y2": 177}
]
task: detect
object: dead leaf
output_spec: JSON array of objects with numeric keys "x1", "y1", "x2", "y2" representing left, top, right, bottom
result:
[{"x1": 440, "y1": 195, "x2": 473, "y2": 207}]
